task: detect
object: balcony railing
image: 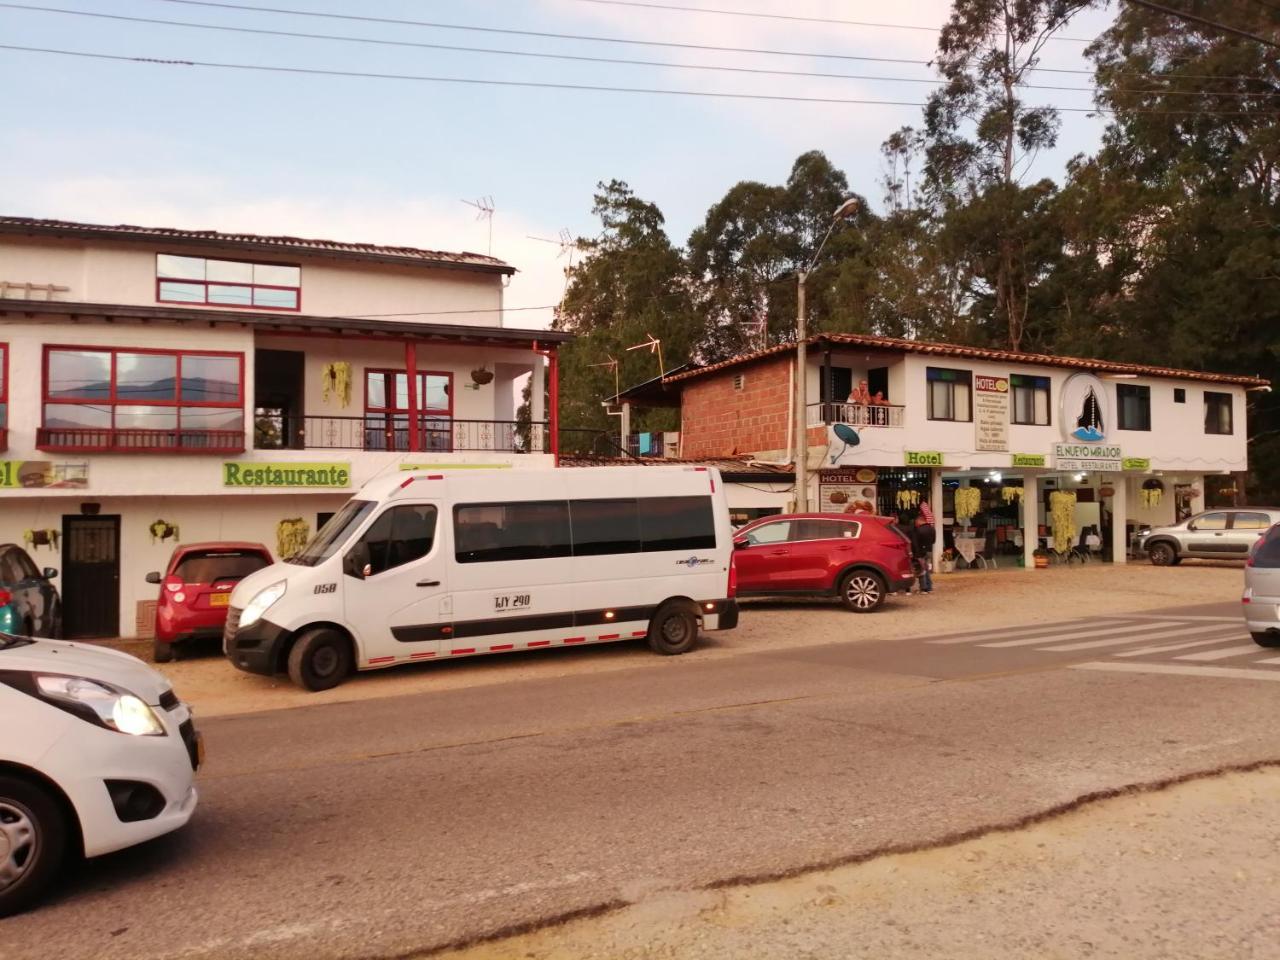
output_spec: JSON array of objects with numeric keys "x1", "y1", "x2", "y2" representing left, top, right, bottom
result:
[
  {"x1": 254, "y1": 415, "x2": 550, "y2": 454},
  {"x1": 36, "y1": 427, "x2": 246, "y2": 453},
  {"x1": 810, "y1": 402, "x2": 906, "y2": 429}
]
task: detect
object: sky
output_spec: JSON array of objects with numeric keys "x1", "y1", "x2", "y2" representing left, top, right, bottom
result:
[{"x1": 0, "y1": 0, "x2": 1120, "y2": 328}]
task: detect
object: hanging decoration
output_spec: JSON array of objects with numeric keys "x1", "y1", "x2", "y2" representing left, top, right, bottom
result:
[
  {"x1": 1049, "y1": 491, "x2": 1078, "y2": 553},
  {"x1": 895, "y1": 489, "x2": 921, "y2": 510},
  {"x1": 954, "y1": 486, "x2": 982, "y2": 523},
  {"x1": 321, "y1": 362, "x2": 353, "y2": 408},
  {"x1": 149, "y1": 520, "x2": 180, "y2": 544},
  {"x1": 22, "y1": 529, "x2": 59, "y2": 551},
  {"x1": 1141, "y1": 478, "x2": 1164, "y2": 509},
  {"x1": 277, "y1": 518, "x2": 310, "y2": 560},
  {"x1": 1098, "y1": 484, "x2": 1115, "y2": 498},
  {"x1": 1000, "y1": 486, "x2": 1023, "y2": 504},
  {"x1": 470, "y1": 365, "x2": 495, "y2": 386}
]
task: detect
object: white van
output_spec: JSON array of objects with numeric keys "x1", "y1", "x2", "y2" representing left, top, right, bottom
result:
[{"x1": 224, "y1": 466, "x2": 739, "y2": 691}]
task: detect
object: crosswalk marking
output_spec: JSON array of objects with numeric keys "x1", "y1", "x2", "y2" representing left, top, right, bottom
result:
[
  {"x1": 1041, "y1": 623, "x2": 1242, "y2": 653},
  {"x1": 1257, "y1": 656, "x2": 1280, "y2": 665},
  {"x1": 1073, "y1": 661, "x2": 1280, "y2": 683},
  {"x1": 982, "y1": 621, "x2": 1159, "y2": 649},
  {"x1": 1107, "y1": 614, "x2": 1242, "y2": 623},
  {"x1": 927, "y1": 619, "x2": 1125, "y2": 645},
  {"x1": 1174, "y1": 643, "x2": 1263, "y2": 662},
  {"x1": 1117, "y1": 634, "x2": 1247, "y2": 658}
]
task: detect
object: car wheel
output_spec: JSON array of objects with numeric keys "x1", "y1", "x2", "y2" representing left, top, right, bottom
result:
[
  {"x1": 152, "y1": 639, "x2": 174, "y2": 664},
  {"x1": 1148, "y1": 542, "x2": 1177, "y2": 566},
  {"x1": 0, "y1": 776, "x2": 68, "y2": 918},
  {"x1": 288, "y1": 628, "x2": 353, "y2": 691},
  {"x1": 841, "y1": 570, "x2": 887, "y2": 612},
  {"x1": 647, "y1": 603, "x2": 699, "y2": 656},
  {"x1": 1252, "y1": 631, "x2": 1280, "y2": 649}
]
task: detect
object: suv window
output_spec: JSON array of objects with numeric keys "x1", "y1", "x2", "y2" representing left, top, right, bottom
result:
[
  {"x1": 744, "y1": 521, "x2": 792, "y2": 546},
  {"x1": 355, "y1": 505, "x2": 438, "y2": 575},
  {"x1": 1253, "y1": 526, "x2": 1280, "y2": 568},
  {"x1": 796, "y1": 519, "x2": 860, "y2": 541},
  {"x1": 12, "y1": 550, "x2": 40, "y2": 581},
  {"x1": 1232, "y1": 512, "x2": 1272, "y2": 530},
  {"x1": 0, "y1": 550, "x2": 24, "y2": 584},
  {"x1": 173, "y1": 549, "x2": 270, "y2": 583},
  {"x1": 1191, "y1": 512, "x2": 1229, "y2": 531}
]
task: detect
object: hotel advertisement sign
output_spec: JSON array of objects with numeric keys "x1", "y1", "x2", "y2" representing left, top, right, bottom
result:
[
  {"x1": 1053, "y1": 443, "x2": 1122, "y2": 472},
  {"x1": 0, "y1": 461, "x2": 89, "y2": 489},
  {"x1": 974, "y1": 375, "x2": 1010, "y2": 452}
]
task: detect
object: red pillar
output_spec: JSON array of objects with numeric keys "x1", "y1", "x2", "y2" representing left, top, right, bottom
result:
[
  {"x1": 405, "y1": 341, "x2": 419, "y2": 453},
  {"x1": 548, "y1": 347, "x2": 560, "y2": 465}
]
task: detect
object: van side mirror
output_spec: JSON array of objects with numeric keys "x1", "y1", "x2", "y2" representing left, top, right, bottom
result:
[
  {"x1": 734, "y1": 539, "x2": 749, "y2": 550},
  {"x1": 145, "y1": 571, "x2": 161, "y2": 584},
  {"x1": 43, "y1": 568, "x2": 58, "y2": 580},
  {"x1": 342, "y1": 552, "x2": 364, "y2": 580}
]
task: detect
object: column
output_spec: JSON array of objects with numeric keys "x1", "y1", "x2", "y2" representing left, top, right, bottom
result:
[
  {"x1": 404, "y1": 341, "x2": 419, "y2": 453},
  {"x1": 1111, "y1": 473, "x2": 1127, "y2": 565},
  {"x1": 931, "y1": 468, "x2": 944, "y2": 569},
  {"x1": 547, "y1": 348, "x2": 560, "y2": 463},
  {"x1": 1023, "y1": 475, "x2": 1039, "y2": 569}
]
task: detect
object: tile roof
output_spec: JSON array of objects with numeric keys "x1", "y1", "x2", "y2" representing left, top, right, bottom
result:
[
  {"x1": 663, "y1": 332, "x2": 1270, "y2": 388},
  {"x1": 0, "y1": 216, "x2": 514, "y2": 275}
]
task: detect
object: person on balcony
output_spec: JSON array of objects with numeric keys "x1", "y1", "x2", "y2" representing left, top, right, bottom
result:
[
  {"x1": 846, "y1": 380, "x2": 871, "y2": 423},
  {"x1": 869, "y1": 390, "x2": 888, "y2": 426}
]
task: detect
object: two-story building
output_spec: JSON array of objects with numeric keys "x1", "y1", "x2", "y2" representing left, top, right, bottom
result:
[
  {"x1": 0, "y1": 216, "x2": 569, "y2": 638},
  {"x1": 617, "y1": 332, "x2": 1268, "y2": 568}
]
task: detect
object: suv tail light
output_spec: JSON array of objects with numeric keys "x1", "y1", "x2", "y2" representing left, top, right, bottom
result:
[
  {"x1": 727, "y1": 553, "x2": 738, "y2": 598},
  {"x1": 0, "y1": 589, "x2": 11, "y2": 606}
]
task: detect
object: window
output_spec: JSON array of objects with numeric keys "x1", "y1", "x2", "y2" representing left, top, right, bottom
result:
[
  {"x1": 365, "y1": 369, "x2": 452, "y2": 452},
  {"x1": 639, "y1": 496, "x2": 716, "y2": 552},
  {"x1": 1252, "y1": 526, "x2": 1280, "y2": 568},
  {"x1": 927, "y1": 368, "x2": 972, "y2": 422},
  {"x1": 41, "y1": 346, "x2": 243, "y2": 449},
  {"x1": 1231, "y1": 512, "x2": 1271, "y2": 530},
  {"x1": 351, "y1": 505, "x2": 438, "y2": 576},
  {"x1": 570, "y1": 499, "x2": 641, "y2": 556},
  {"x1": 733, "y1": 374, "x2": 746, "y2": 391},
  {"x1": 821, "y1": 368, "x2": 853, "y2": 405},
  {"x1": 743, "y1": 520, "x2": 792, "y2": 546},
  {"x1": 290, "y1": 500, "x2": 376, "y2": 567},
  {"x1": 1117, "y1": 383, "x2": 1151, "y2": 431},
  {"x1": 1010, "y1": 374, "x2": 1050, "y2": 426},
  {"x1": 157, "y1": 254, "x2": 301, "y2": 311},
  {"x1": 172, "y1": 550, "x2": 271, "y2": 583},
  {"x1": 1174, "y1": 388, "x2": 1186, "y2": 403},
  {"x1": 1205, "y1": 392, "x2": 1233, "y2": 435},
  {"x1": 795, "y1": 519, "x2": 859, "y2": 541},
  {"x1": 455, "y1": 501, "x2": 572, "y2": 563},
  {"x1": 0, "y1": 550, "x2": 25, "y2": 585},
  {"x1": 1192, "y1": 512, "x2": 1229, "y2": 531}
]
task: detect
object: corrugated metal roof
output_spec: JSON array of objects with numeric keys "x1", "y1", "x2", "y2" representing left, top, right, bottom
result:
[
  {"x1": 664, "y1": 332, "x2": 1270, "y2": 388},
  {"x1": 0, "y1": 216, "x2": 515, "y2": 275}
]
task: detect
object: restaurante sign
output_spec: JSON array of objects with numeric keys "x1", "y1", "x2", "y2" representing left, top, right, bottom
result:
[{"x1": 223, "y1": 462, "x2": 351, "y2": 488}]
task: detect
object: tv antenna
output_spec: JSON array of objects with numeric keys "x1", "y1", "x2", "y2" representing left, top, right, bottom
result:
[
  {"x1": 626, "y1": 333, "x2": 665, "y2": 378},
  {"x1": 528, "y1": 228, "x2": 581, "y2": 302},
  {"x1": 462, "y1": 196, "x2": 496, "y2": 255},
  {"x1": 588, "y1": 355, "x2": 621, "y2": 398}
]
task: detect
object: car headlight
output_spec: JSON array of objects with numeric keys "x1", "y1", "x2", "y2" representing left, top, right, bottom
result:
[
  {"x1": 28, "y1": 674, "x2": 165, "y2": 736},
  {"x1": 239, "y1": 580, "x2": 287, "y2": 629}
]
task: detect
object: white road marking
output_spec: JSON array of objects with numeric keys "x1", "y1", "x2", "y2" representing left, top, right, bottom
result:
[
  {"x1": 1117, "y1": 634, "x2": 1250, "y2": 658},
  {"x1": 982, "y1": 621, "x2": 1161, "y2": 649},
  {"x1": 1072, "y1": 661, "x2": 1280, "y2": 683},
  {"x1": 927, "y1": 619, "x2": 1124, "y2": 645},
  {"x1": 1107, "y1": 614, "x2": 1242, "y2": 623},
  {"x1": 1257, "y1": 656, "x2": 1280, "y2": 665},
  {"x1": 1041, "y1": 623, "x2": 1243, "y2": 653},
  {"x1": 1174, "y1": 643, "x2": 1267, "y2": 662}
]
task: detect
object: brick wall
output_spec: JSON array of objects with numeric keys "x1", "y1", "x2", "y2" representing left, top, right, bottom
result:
[{"x1": 680, "y1": 355, "x2": 793, "y2": 459}]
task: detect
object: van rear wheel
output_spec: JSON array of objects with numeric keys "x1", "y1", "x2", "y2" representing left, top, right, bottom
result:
[
  {"x1": 288, "y1": 628, "x2": 353, "y2": 692},
  {"x1": 647, "y1": 604, "x2": 699, "y2": 656}
]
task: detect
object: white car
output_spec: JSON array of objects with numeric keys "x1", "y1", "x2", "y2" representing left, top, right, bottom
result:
[
  {"x1": 0, "y1": 634, "x2": 200, "y2": 916},
  {"x1": 1245, "y1": 523, "x2": 1280, "y2": 648}
]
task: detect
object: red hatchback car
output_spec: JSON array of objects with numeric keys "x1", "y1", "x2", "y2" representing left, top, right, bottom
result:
[
  {"x1": 146, "y1": 542, "x2": 273, "y2": 662},
  {"x1": 733, "y1": 513, "x2": 915, "y2": 611}
]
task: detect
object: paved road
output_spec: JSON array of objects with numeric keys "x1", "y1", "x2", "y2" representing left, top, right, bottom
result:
[{"x1": 6, "y1": 601, "x2": 1278, "y2": 960}]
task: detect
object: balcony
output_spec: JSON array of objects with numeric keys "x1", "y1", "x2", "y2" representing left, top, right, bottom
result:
[
  {"x1": 810, "y1": 401, "x2": 905, "y2": 429},
  {"x1": 36, "y1": 427, "x2": 246, "y2": 453},
  {"x1": 253, "y1": 415, "x2": 550, "y2": 454}
]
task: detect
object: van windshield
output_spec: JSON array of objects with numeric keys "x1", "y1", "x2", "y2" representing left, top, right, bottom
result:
[{"x1": 287, "y1": 500, "x2": 376, "y2": 567}]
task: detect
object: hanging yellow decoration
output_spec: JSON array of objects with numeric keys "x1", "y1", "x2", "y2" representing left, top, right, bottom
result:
[
  {"x1": 1049, "y1": 491, "x2": 1078, "y2": 553},
  {"x1": 321, "y1": 361, "x2": 353, "y2": 408},
  {"x1": 954, "y1": 486, "x2": 982, "y2": 522},
  {"x1": 1000, "y1": 486, "x2": 1023, "y2": 504},
  {"x1": 896, "y1": 489, "x2": 921, "y2": 510},
  {"x1": 1141, "y1": 479, "x2": 1164, "y2": 509},
  {"x1": 277, "y1": 518, "x2": 311, "y2": 559}
]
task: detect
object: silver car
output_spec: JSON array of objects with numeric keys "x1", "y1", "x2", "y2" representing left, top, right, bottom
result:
[
  {"x1": 1137, "y1": 508, "x2": 1280, "y2": 565},
  {"x1": 1245, "y1": 524, "x2": 1280, "y2": 647}
]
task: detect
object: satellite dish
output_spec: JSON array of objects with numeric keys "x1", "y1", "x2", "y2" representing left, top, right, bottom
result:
[{"x1": 830, "y1": 423, "x2": 860, "y2": 464}]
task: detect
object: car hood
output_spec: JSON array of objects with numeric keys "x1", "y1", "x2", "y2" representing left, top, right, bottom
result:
[{"x1": 0, "y1": 637, "x2": 174, "y2": 705}]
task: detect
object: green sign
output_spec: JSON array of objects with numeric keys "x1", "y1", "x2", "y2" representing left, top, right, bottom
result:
[
  {"x1": 1011, "y1": 453, "x2": 1046, "y2": 468},
  {"x1": 223, "y1": 462, "x2": 351, "y2": 488},
  {"x1": 1122, "y1": 457, "x2": 1151, "y2": 472},
  {"x1": 904, "y1": 451, "x2": 944, "y2": 467},
  {"x1": 0, "y1": 461, "x2": 89, "y2": 489}
]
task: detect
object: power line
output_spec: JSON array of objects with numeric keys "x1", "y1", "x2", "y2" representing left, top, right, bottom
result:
[
  {"x1": 1121, "y1": 0, "x2": 1280, "y2": 50},
  {"x1": 4, "y1": 43, "x2": 1278, "y2": 117}
]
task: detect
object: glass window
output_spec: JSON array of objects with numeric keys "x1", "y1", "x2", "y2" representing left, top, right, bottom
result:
[
  {"x1": 1174, "y1": 388, "x2": 1186, "y2": 403},
  {"x1": 156, "y1": 255, "x2": 205, "y2": 280},
  {"x1": 926, "y1": 368, "x2": 972, "y2": 422},
  {"x1": 1252, "y1": 526, "x2": 1280, "y2": 568},
  {"x1": 116, "y1": 353, "x2": 177, "y2": 401},
  {"x1": 454, "y1": 501, "x2": 572, "y2": 563},
  {"x1": 1205, "y1": 392, "x2": 1233, "y2": 435},
  {"x1": 179, "y1": 407, "x2": 243, "y2": 431},
  {"x1": 355, "y1": 505, "x2": 437, "y2": 575},
  {"x1": 640, "y1": 496, "x2": 717, "y2": 552},
  {"x1": 182, "y1": 354, "x2": 240, "y2": 402},
  {"x1": 208, "y1": 285, "x2": 254, "y2": 307},
  {"x1": 1011, "y1": 375, "x2": 1050, "y2": 426},
  {"x1": 744, "y1": 521, "x2": 792, "y2": 546},
  {"x1": 114, "y1": 406, "x2": 179, "y2": 430},
  {"x1": 173, "y1": 550, "x2": 270, "y2": 583},
  {"x1": 570, "y1": 499, "x2": 640, "y2": 556},
  {"x1": 1232, "y1": 512, "x2": 1271, "y2": 530},
  {"x1": 206, "y1": 259, "x2": 254, "y2": 283},
  {"x1": 420, "y1": 373, "x2": 450, "y2": 412},
  {"x1": 254, "y1": 263, "x2": 301, "y2": 287},
  {"x1": 1193, "y1": 513, "x2": 1229, "y2": 530},
  {"x1": 0, "y1": 550, "x2": 25, "y2": 585},
  {"x1": 14, "y1": 551, "x2": 40, "y2": 581},
  {"x1": 1117, "y1": 384, "x2": 1151, "y2": 431},
  {"x1": 796, "y1": 519, "x2": 859, "y2": 541},
  {"x1": 156, "y1": 254, "x2": 300, "y2": 310},
  {"x1": 157, "y1": 281, "x2": 207, "y2": 303},
  {"x1": 291, "y1": 500, "x2": 376, "y2": 566},
  {"x1": 253, "y1": 287, "x2": 298, "y2": 309},
  {"x1": 43, "y1": 403, "x2": 111, "y2": 428},
  {"x1": 48, "y1": 350, "x2": 111, "y2": 399}
]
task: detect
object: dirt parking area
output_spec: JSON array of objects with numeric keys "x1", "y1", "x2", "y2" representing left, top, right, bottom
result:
[{"x1": 102, "y1": 561, "x2": 1243, "y2": 718}]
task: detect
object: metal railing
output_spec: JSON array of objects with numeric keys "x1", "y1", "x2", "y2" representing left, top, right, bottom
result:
[
  {"x1": 36, "y1": 427, "x2": 246, "y2": 453},
  {"x1": 254, "y1": 415, "x2": 549, "y2": 454},
  {"x1": 810, "y1": 402, "x2": 906, "y2": 428}
]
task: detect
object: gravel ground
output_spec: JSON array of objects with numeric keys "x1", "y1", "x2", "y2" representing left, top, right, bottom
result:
[
  {"x1": 433, "y1": 766, "x2": 1280, "y2": 960},
  {"x1": 112, "y1": 561, "x2": 1244, "y2": 718}
]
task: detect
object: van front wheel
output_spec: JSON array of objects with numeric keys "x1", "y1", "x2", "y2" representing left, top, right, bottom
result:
[
  {"x1": 288, "y1": 628, "x2": 353, "y2": 692},
  {"x1": 647, "y1": 604, "x2": 699, "y2": 656}
]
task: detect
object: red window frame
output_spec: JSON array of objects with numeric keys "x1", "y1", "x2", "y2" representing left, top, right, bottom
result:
[
  {"x1": 364, "y1": 368, "x2": 453, "y2": 453},
  {"x1": 155, "y1": 253, "x2": 302, "y2": 312},
  {"x1": 0, "y1": 343, "x2": 8, "y2": 452},
  {"x1": 40, "y1": 345, "x2": 245, "y2": 451}
]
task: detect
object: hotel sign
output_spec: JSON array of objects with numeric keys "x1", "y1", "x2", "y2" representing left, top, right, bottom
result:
[
  {"x1": 974, "y1": 375, "x2": 1010, "y2": 452},
  {"x1": 223, "y1": 462, "x2": 351, "y2": 488},
  {"x1": 904, "y1": 451, "x2": 944, "y2": 467},
  {"x1": 1053, "y1": 443, "x2": 1122, "y2": 472}
]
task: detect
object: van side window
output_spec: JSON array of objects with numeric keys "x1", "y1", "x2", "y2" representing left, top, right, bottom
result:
[
  {"x1": 454, "y1": 501, "x2": 572, "y2": 563},
  {"x1": 570, "y1": 499, "x2": 641, "y2": 556},
  {"x1": 639, "y1": 496, "x2": 716, "y2": 552},
  {"x1": 357, "y1": 504, "x2": 438, "y2": 575}
]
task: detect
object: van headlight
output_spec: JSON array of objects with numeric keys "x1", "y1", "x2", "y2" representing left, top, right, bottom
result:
[
  {"x1": 25, "y1": 675, "x2": 165, "y2": 736},
  {"x1": 239, "y1": 580, "x2": 287, "y2": 629}
]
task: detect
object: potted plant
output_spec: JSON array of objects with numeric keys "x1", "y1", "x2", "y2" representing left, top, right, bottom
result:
[{"x1": 939, "y1": 548, "x2": 957, "y2": 574}]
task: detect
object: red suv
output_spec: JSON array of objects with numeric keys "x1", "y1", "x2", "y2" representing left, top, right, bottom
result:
[
  {"x1": 733, "y1": 513, "x2": 915, "y2": 611},
  {"x1": 146, "y1": 542, "x2": 273, "y2": 662}
]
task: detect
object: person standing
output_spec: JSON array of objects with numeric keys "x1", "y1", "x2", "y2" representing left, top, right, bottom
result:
[{"x1": 913, "y1": 499, "x2": 937, "y2": 594}]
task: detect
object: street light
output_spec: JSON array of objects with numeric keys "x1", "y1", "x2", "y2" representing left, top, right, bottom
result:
[{"x1": 794, "y1": 197, "x2": 860, "y2": 513}]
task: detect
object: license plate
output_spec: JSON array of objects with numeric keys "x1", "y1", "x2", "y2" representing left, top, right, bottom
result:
[
  {"x1": 493, "y1": 592, "x2": 532, "y2": 612},
  {"x1": 210, "y1": 593, "x2": 230, "y2": 607}
]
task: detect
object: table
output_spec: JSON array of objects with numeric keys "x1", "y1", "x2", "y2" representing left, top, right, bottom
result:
[{"x1": 954, "y1": 535, "x2": 990, "y2": 569}]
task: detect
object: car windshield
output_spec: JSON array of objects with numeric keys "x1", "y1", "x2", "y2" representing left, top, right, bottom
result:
[
  {"x1": 0, "y1": 634, "x2": 34, "y2": 650},
  {"x1": 173, "y1": 550, "x2": 271, "y2": 584},
  {"x1": 287, "y1": 500, "x2": 376, "y2": 567}
]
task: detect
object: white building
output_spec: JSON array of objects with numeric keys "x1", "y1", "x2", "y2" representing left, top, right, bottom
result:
[{"x1": 0, "y1": 216, "x2": 568, "y2": 638}]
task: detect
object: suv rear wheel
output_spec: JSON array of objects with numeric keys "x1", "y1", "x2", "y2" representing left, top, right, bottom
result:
[
  {"x1": 1148, "y1": 542, "x2": 1179, "y2": 566},
  {"x1": 841, "y1": 570, "x2": 887, "y2": 613},
  {"x1": 0, "y1": 775, "x2": 68, "y2": 918},
  {"x1": 1252, "y1": 631, "x2": 1280, "y2": 649}
]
